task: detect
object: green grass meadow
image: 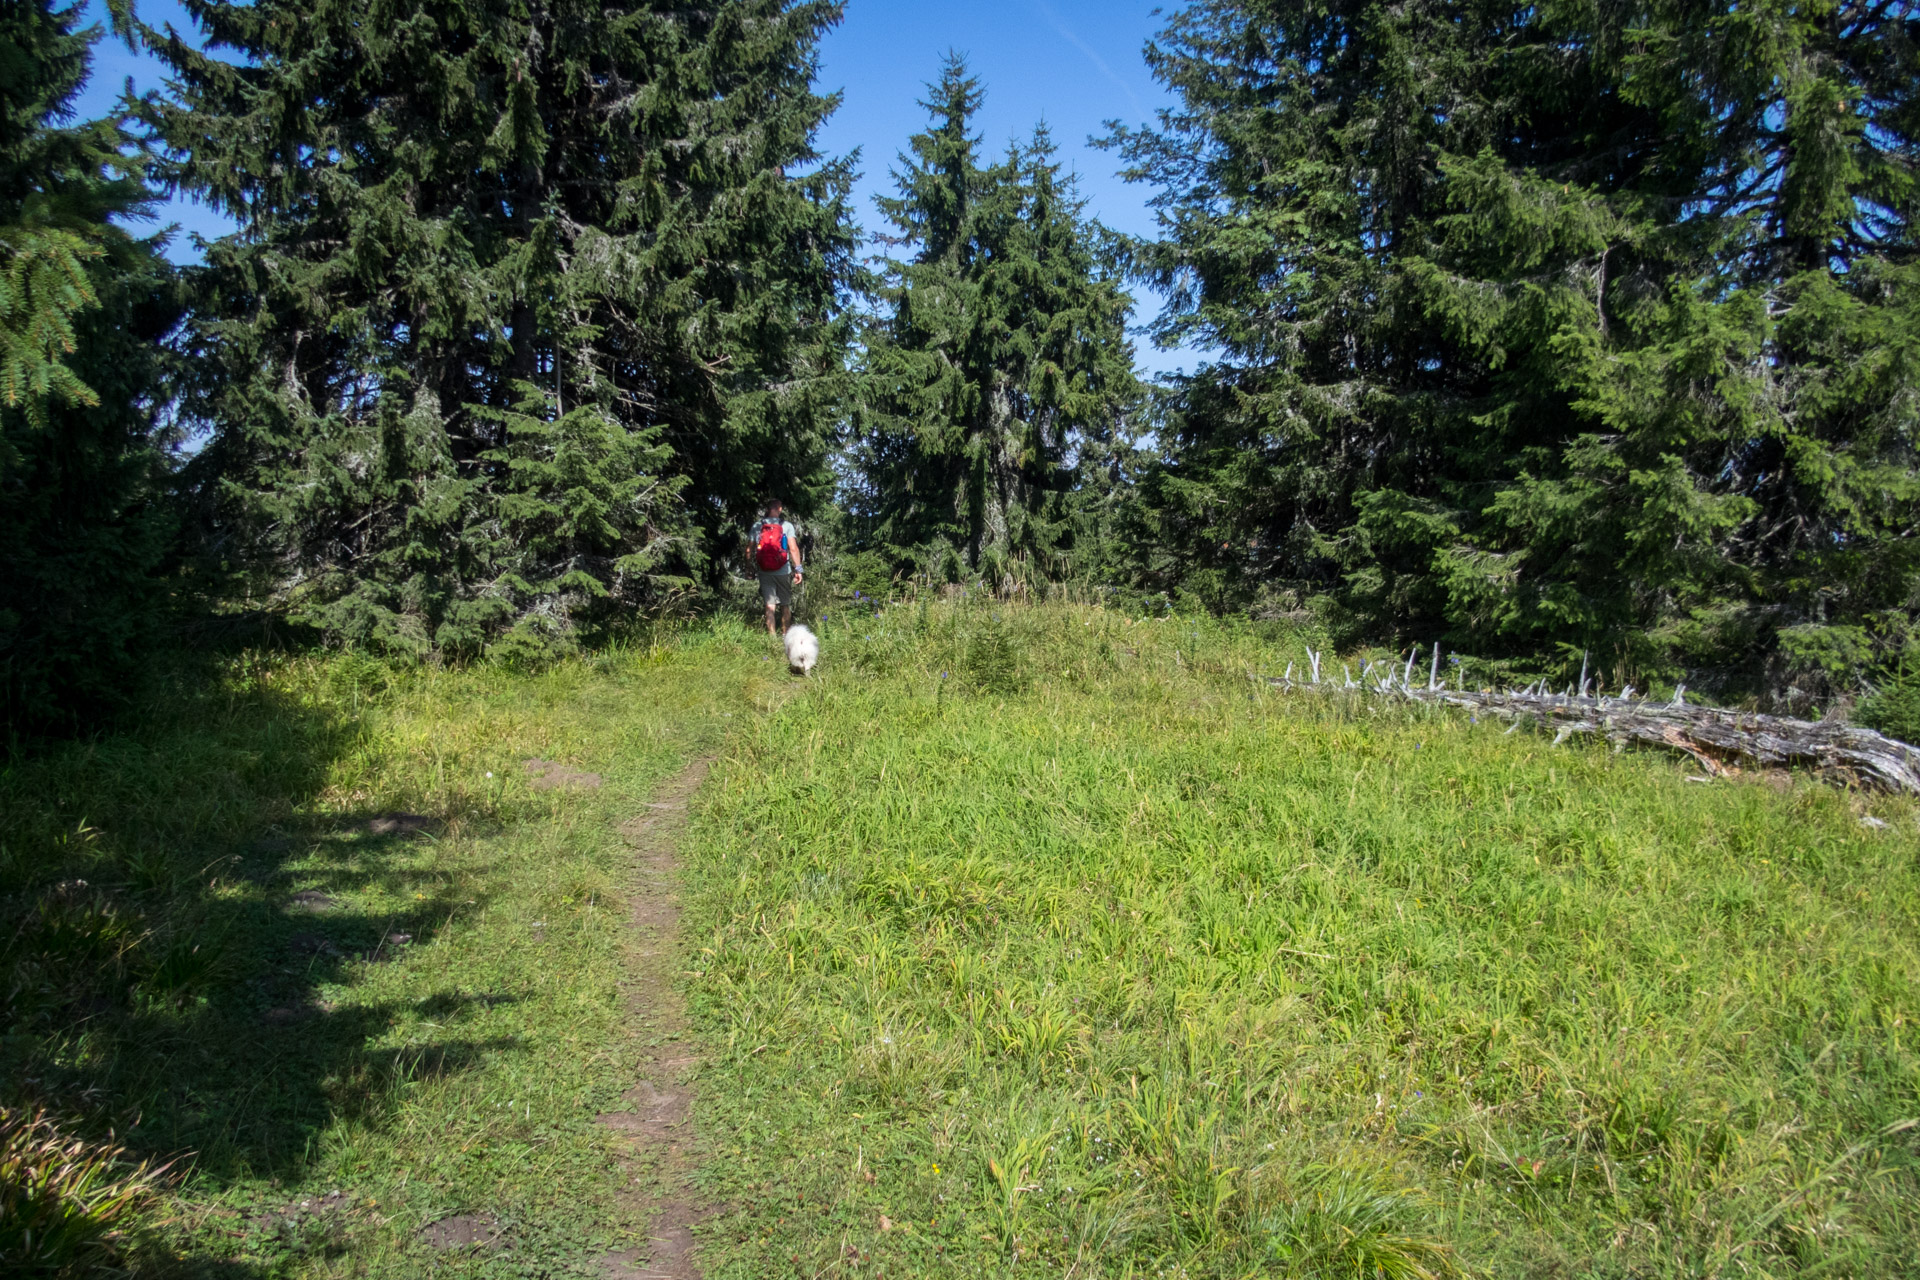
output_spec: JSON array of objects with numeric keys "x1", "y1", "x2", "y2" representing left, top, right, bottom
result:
[
  {"x1": 3, "y1": 601, "x2": 1917, "y2": 1277},
  {"x1": 681, "y1": 603, "x2": 1920, "y2": 1279}
]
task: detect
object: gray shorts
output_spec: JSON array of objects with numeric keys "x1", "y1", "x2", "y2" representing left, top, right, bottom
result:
[{"x1": 758, "y1": 569, "x2": 793, "y2": 609}]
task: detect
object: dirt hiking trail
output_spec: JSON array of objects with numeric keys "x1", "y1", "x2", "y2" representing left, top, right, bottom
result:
[{"x1": 596, "y1": 756, "x2": 714, "y2": 1280}]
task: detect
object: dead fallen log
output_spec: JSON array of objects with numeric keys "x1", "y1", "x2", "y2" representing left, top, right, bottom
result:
[{"x1": 1260, "y1": 647, "x2": 1920, "y2": 796}]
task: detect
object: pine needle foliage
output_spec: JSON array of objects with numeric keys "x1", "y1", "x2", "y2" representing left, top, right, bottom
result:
[
  {"x1": 0, "y1": 0, "x2": 101, "y2": 424},
  {"x1": 853, "y1": 57, "x2": 1140, "y2": 589},
  {"x1": 144, "y1": 0, "x2": 858, "y2": 659},
  {"x1": 1109, "y1": 0, "x2": 1920, "y2": 698},
  {"x1": 1, "y1": 0, "x2": 179, "y2": 737}
]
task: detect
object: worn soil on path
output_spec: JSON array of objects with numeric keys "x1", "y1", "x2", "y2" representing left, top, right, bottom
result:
[{"x1": 595, "y1": 756, "x2": 714, "y2": 1280}]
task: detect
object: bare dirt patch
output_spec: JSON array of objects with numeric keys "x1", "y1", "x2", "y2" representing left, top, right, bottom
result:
[
  {"x1": 287, "y1": 932, "x2": 341, "y2": 959},
  {"x1": 597, "y1": 1078, "x2": 691, "y2": 1142},
  {"x1": 361, "y1": 931, "x2": 414, "y2": 964},
  {"x1": 595, "y1": 756, "x2": 713, "y2": 1280},
  {"x1": 238, "y1": 1189, "x2": 370, "y2": 1255},
  {"x1": 419, "y1": 1212, "x2": 504, "y2": 1250},
  {"x1": 366, "y1": 812, "x2": 439, "y2": 836},
  {"x1": 602, "y1": 1199, "x2": 704, "y2": 1280},
  {"x1": 525, "y1": 758, "x2": 604, "y2": 791}
]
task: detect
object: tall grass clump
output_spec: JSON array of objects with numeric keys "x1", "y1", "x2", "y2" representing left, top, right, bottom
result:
[
  {"x1": 684, "y1": 598, "x2": 1920, "y2": 1278},
  {"x1": 0, "y1": 1108, "x2": 166, "y2": 1275}
]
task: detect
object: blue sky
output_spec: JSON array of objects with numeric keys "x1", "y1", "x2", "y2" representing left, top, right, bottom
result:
[
  {"x1": 813, "y1": 3, "x2": 1172, "y2": 238},
  {"x1": 74, "y1": 0, "x2": 1194, "y2": 373}
]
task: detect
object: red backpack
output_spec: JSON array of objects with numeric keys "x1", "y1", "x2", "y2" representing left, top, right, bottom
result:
[{"x1": 754, "y1": 519, "x2": 790, "y2": 571}]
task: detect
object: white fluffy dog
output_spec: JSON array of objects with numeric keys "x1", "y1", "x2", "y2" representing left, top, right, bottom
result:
[{"x1": 783, "y1": 624, "x2": 819, "y2": 676}]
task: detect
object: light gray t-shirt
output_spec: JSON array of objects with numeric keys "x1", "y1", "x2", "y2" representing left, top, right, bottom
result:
[{"x1": 749, "y1": 519, "x2": 799, "y2": 576}]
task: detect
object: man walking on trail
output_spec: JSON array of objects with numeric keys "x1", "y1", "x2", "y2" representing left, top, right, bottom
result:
[{"x1": 747, "y1": 498, "x2": 804, "y2": 636}]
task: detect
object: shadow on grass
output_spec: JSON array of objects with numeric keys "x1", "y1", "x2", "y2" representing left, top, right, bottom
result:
[{"x1": 0, "y1": 650, "x2": 512, "y2": 1265}]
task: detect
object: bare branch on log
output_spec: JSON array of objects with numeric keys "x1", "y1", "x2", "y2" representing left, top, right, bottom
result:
[{"x1": 1259, "y1": 657, "x2": 1920, "y2": 796}]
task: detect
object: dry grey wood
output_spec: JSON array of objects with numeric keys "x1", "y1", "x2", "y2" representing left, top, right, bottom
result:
[{"x1": 1259, "y1": 649, "x2": 1920, "y2": 796}]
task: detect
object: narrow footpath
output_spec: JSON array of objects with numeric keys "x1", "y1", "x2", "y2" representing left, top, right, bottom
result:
[{"x1": 595, "y1": 756, "x2": 715, "y2": 1280}]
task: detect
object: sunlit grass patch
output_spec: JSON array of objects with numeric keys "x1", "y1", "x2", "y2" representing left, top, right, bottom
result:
[
  {"x1": 0, "y1": 624, "x2": 771, "y2": 1275},
  {"x1": 685, "y1": 599, "x2": 1920, "y2": 1278}
]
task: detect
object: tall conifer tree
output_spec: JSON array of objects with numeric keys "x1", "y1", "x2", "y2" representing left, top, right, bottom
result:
[
  {"x1": 855, "y1": 58, "x2": 1139, "y2": 586},
  {"x1": 1113, "y1": 0, "x2": 1919, "y2": 694},
  {"x1": 146, "y1": 0, "x2": 856, "y2": 657},
  {"x1": 2, "y1": 0, "x2": 178, "y2": 733}
]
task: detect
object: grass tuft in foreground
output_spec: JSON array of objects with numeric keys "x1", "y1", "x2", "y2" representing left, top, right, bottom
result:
[
  {"x1": 683, "y1": 600, "x2": 1920, "y2": 1278},
  {"x1": 0, "y1": 1107, "x2": 169, "y2": 1275}
]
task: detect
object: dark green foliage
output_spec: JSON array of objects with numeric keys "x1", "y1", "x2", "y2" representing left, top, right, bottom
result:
[
  {"x1": 792, "y1": 509, "x2": 897, "y2": 602},
  {"x1": 961, "y1": 616, "x2": 1028, "y2": 695},
  {"x1": 146, "y1": 0, "x2": 857, "y2": 659},
  {"x1": 852, "y1": 58, "x2": 1140, "y2": 589},
  {"x1": 1, "y1": 0, "x2": 179, "y2": 736},
  {"x1": 1857, "y1": 651, "x2": 1920, "y2": 746},
  {"x1": 1110, "y1": 0, "x2": 1920, "y2": 697}
]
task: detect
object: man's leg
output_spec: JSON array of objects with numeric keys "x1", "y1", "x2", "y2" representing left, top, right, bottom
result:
[
  {"x1": 764, "y1": 598, "x2": 778, "y2": 636},
  {"x1": 772, "y1": 574, "x2": 793, "y2": 635}
]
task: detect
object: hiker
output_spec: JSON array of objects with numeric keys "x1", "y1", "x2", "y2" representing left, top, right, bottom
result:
[{"x1": 747, "y1": 497, "x2": 804, "y2": 636}]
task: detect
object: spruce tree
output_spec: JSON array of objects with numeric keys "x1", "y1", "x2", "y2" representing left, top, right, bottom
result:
[
  {"x1": 1112, "y1": 0, "x2": 1919, "y2": 694},
  {"x1": 1, "y1": 0, "x2": 178, "y2": 734},
  {"x1": 855, "y1": 58, "x2": 1139, "y2": 587},
  {"x1": 146, "y1": 0, "x2": 856, "y2": 657}
]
